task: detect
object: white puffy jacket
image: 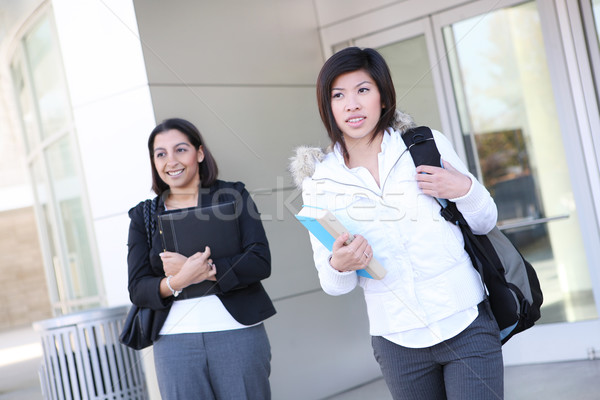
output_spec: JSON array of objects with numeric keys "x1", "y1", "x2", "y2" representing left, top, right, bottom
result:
[{"x1": 290, "y1": 118, "x2": 497, "y2": 337}]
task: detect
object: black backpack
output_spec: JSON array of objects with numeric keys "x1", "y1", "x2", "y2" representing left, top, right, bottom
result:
[{"x1": 402, "y1": 126, "x2": 543, "y2": 344}]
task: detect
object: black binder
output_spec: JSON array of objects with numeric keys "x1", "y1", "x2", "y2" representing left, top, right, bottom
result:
[{"x1": 157, "y1": 201, "x2": 243, "y2": 259}]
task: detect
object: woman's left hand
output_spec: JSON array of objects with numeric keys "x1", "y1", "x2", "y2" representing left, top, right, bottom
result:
[
  {"x1": 415, "y1": 160, "x2": 471, "y2": 199},
  {"x1": 160, "y1": 251, "x2": 187, "y2": 276}
]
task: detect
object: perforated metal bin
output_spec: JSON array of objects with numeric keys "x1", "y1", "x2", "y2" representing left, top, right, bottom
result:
[{"x1": 33, "y1": 305, "x2": 147, "y2": 400}]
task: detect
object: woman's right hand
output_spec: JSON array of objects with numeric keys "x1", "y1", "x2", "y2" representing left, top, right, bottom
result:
[{"x1": 329, "y1": 233, "x2": 373, "y2": 272}]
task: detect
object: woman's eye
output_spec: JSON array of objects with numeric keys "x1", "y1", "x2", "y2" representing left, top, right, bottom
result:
[
  {"x1": 155, "y1": 152, "x2": 165, "y2": 158},
  {"x1": 358, "y1": 87, "x2": 369, "y2": 94},
  {"x1": 176, "y1": 147, "x2": 187, "y2": 153},
  {"x1": 332, "y1": 92, "x2": 343, "y2": 99}
]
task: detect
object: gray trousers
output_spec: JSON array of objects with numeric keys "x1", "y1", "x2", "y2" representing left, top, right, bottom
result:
[
  {"x1": 372, "y1": 302, "x2": 504, "y2": 400},
  {"x1": 153, "y1": 323, "x2": 271, "y2": 400}
]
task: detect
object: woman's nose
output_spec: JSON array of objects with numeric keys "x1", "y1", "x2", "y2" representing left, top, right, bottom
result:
[
  {"x1": 165, "y1": 153, "x2": 177, "y2": 164},
  {"x1": 345, "y1": 102, "x2": 360, "y2": 111}
]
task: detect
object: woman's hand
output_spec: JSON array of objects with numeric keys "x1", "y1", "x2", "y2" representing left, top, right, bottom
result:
[
  {"x1": 329, "y1": 233, "x2": 373, "y2": 272},
  {"x1": 415, "y1": 160, "x2": 472, "y2": 199},
  {"x1": 160, "y1": 251, "x2": 187, "y2": 276},
  {"x1": 166, "y1": 247, "x2": 217, "y2": 292}
]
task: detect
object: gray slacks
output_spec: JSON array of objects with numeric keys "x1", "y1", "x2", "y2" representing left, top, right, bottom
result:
[
  {"x1": 153, "y1": 323, "x2": 271, "y2": 400},
  {"x1": 372, "y1": 302, "x2": 504, "y2": 400}
]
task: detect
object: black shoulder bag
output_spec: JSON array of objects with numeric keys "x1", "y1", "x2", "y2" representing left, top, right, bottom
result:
[{"x1": 120, "y1": 198, "x2": 159, "y2": 350}]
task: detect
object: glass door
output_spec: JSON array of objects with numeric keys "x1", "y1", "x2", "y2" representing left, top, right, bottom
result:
[
  {"x1": 433, "y1": 0, "x2": 600, "y2": 364},
  {"x1": 353, "y1": 0, "x2": 600, "y2": 364},
  {"x1": 355, "y1": 19, "x2": 449, "y2": 134}
]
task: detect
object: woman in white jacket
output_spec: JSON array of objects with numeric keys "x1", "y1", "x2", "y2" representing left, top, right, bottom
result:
[{"x1": 290, "y1": 47, "x2": 503, "y2": 399}]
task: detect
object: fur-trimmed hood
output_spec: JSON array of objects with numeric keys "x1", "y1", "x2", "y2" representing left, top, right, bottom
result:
[{"x1": 289, "y1": 110, "x2": 416, "y2": 188}]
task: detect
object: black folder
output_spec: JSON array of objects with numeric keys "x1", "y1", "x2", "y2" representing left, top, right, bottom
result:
[{"x1": 157, "y1": 201, "x2": 242, "y2": 259}]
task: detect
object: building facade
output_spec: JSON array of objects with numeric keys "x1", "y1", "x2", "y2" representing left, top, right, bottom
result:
[{"x1": 1, "y1": 0, "x2": 599, "y2": 398}]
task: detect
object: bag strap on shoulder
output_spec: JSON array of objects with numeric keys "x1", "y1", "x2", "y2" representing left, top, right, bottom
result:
[
  {"x1": 401, "y1": 127, "x2": 474, "y2": 225},
  {"x1": 401, "y1": 126, "x2": 453, "y2": 217},
  {"x1": 142, "y1": 197, "x2": 158, "y2": 248},
  {"x1": 401, "y1": 126, "x2": 504, "y2": 281}
]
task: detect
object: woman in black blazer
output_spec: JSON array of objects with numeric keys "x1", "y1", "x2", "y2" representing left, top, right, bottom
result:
[{"x1": 127, "y1": 118, "x2": 276, "y2": 400}]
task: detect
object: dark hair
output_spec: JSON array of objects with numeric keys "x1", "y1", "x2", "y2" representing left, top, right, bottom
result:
[
  {"x1": 148, "y1": 118, "x2": 218, "y2": 195},
  {"x1": 316, "y1": 47, "x2": 397, "y2": 160}
]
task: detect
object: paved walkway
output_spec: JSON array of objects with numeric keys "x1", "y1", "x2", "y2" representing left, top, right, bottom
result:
[
  {"x1": 0, "y1": 327, "x2": 42, "y2": 400},
  {"x1": 2, "y1": 326, "x2": 599, "y2": 400},
  {"x1": 326, "y1": 359, "x2": 600, "y2": 399}
]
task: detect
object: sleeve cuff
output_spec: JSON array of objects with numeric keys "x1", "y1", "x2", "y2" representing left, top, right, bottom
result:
[
  {"x1": 449, "y1": 176, "x2": 489, "y2": 214},
  {"x1": 213, "y1": 258, "x2": 241, "y2": 292},
  {"x1": 317, "y1": 255, "x2": 358, "y2": 295}
]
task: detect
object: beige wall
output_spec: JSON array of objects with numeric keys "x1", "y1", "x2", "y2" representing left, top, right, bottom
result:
[
  {"x1": 0, "y1": 207, "x2": 52, "y2": 330},
  {"x1": 133, "y1": 0, "x2": 382, "y2": 398}
]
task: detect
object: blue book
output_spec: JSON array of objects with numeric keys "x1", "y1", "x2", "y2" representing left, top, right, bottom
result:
[{"x1": 295, "y1": 206, "x2": 386, "y2": 280}]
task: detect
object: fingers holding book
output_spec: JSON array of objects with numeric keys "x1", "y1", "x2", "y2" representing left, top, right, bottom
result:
[
  {"x1": 295, "y1": 206, "x2": 386, "y2": 279},
  {"x1": 183, "y1": 247, "x2": 217, "y2": 284},
  {"x1": 206, "y1": 259, "x2": 217, "y2": 282},
  {"x1": 329, "y1": 233, "x2": 373, "y2": 273},
  {"x1": 167, "y1": 246, "x2": 217, "y2": 291}
]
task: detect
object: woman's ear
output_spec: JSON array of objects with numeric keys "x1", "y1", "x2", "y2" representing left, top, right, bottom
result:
[{"x1": 197, "y1": 146, "x2": 205, "y2": 163}]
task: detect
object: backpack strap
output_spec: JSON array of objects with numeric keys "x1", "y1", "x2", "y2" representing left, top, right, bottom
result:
[
  {"x1": 401, "y1": 126, "x2": 483, "y2": 225},
  {"x1": 401, "y1": 126, "x2": 441, "y2": 168},
  {"x1": 401, "y1": 126, "x2": 505, "y2": 285},
  {"x1": 401, "y1": 126, "x2": 453, "y2": 217}
]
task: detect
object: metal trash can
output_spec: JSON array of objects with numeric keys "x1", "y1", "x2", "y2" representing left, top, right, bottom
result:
[{"x1": 33, "y1": 305, "x2": 147, "y2": 400}]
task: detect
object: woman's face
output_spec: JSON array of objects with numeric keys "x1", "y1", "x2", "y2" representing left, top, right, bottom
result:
[
  {"x1": 152, "y1": 129, "x2": 204, "y2": 193},
  {"x1": 330, "y1": 69, "x2": 383, "y2": 146}
]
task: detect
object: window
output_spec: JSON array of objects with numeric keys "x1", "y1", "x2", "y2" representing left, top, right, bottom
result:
[{"x1": 10, "y1": 13, "x2": 103, "y2": 314}]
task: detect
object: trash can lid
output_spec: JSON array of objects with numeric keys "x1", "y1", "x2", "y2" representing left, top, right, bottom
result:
[{"x1": 33, "y1": 305, "x2": 131, "y2": 331}]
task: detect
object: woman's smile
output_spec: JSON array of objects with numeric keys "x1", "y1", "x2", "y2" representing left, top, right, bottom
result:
[{"x1": 167, "y1": 168, "x2": 184, "y2": 177}]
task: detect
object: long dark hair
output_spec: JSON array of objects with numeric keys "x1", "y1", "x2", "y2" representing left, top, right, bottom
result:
[
  {"x1": 316, "y1": 47, "x2": 397, "y2": 160},
  {"x1": 148, "y1": 118, "x2": 218, "y2": 195}
]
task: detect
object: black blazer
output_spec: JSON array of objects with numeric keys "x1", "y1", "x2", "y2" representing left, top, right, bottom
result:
[{"x1": 127, "y1": 180, "x2": 276, "y2": 341}]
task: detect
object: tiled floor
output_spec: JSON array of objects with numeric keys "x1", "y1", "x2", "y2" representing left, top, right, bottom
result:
[{"x1": 2, "y1": 326, "x2": 599, "y2": 400}]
